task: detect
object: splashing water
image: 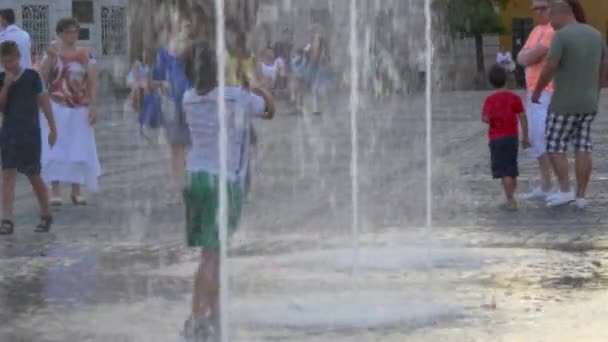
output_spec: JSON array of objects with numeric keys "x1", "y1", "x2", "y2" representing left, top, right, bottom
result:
[
  {"x1": 425, "y1": 0, "x2": 433, "y2": 228},
  {"x1": 215, "y1": 0, "x2": 229, "y2": 341},
  {"x1": 349, "y1": 0, "x2": 360, "y2": 283}
]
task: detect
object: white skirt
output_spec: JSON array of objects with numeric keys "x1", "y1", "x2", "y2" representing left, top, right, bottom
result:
[{"x1": 40, "y1": 101, "x2": 102, "y2": 192}]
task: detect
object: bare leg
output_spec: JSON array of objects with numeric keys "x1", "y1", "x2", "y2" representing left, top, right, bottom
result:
[
  {"x1": 548, "y1": 152, "x2": 570, "y2": 192},
  {"x1": 2, "y1": 169, "x2": 17, "y2": 221},
  {"x1": 538, "y1": 153, "x2": 553, "y2": 192},
  {"x1": 170, "y1": 144, "x2": 186, "y2": 192},
  {"x1": 28, "y1": 175, "x2": 51, "y2": 217},
  {"x1": 502, "y1": 176, "x2": 517, "y2": 202},
  {"x1": 574, "y1": 151, "x2": 592, "y2": 198},
  {"x1": 191, "y1": 250, "x2": 220, "y2": 321}
]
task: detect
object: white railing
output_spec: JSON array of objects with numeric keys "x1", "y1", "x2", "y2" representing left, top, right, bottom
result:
[
  {"x1": 101, "y1": 5, "x2": 126, "y2": 56},
  {"x1": 21, "y1": 5, "x2": 49, "y2": 54}
]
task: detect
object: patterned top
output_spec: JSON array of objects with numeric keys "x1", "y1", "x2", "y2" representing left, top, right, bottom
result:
[{"x1": 45, "y1": 47, "x2": 95, "y2": 108}]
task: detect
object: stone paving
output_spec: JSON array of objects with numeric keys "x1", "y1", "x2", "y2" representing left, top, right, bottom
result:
[{"x1": 1, "y1": 91, "x2": 608, "y2": 341}]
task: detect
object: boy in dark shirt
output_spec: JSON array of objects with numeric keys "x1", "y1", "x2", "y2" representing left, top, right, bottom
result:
[
  {"x1": 482, "y1": 65, "x2": 530, "y2": 210},
  {"x1": 0, "y1": 41, "x2": 57, "y2": 234}
]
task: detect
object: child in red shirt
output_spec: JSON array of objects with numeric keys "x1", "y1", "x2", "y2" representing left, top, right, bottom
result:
[{"x1": 482, "y1": 65, "x2": 530, "y2": 210}]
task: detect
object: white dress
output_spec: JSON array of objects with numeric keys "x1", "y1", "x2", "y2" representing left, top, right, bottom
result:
[{"x1": 40, "y1": 48, "x2": 102, "y2": 191}]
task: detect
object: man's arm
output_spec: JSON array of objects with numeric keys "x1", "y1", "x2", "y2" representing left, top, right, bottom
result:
[
  {"x1": 533, "y1": 59, "x2": 558, "y2": 95},
  {"x1": 518, "y1": 112, "x2": 530, "y2": 148},
  {"x1": 0, "y1": 77, "x2": 8, "y2": 109},
  {"x1": 517, "y1": 46, "x2": 549, "y2": 67},
  {"x1": 600, "y1": 45, "x2": 608, "y2": 89}
]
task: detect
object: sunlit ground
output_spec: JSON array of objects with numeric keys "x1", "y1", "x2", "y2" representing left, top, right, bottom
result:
[{"x1": 2, "y1": 91, "x2": 608, "y2": 341}]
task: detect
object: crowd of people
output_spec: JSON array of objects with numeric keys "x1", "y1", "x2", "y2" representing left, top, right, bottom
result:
[
  {"x1": 483, "y1": 0, "x2": 605, "y2": 211},
  {"x1": 0, "y1": 11, "x2": 100, "y2": 235},
  {"x1": 129, "y1": 24, "x2": 334, "y2": 121}
]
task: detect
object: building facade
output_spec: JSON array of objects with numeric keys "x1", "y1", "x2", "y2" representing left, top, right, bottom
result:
[
  {"x1": 499, "y1": 0, "x2": 608, "y2": 52},
  {"x1": 0, "y1": 0, "x2": 129, "y2": 80}
]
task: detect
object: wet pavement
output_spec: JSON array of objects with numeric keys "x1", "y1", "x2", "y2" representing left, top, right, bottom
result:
[{"x1": 2, "y1": 91, "x2": 608, "y2": 341}]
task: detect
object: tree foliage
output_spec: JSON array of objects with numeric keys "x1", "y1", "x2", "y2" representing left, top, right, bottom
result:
[{"x1": 446, "y1": 0, "x2": 509, "y2": 38}]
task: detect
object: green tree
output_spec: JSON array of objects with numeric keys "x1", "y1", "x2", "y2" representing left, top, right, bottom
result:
[{"x1": 446, "y1": 0, "x2": 510, "y2": 77}]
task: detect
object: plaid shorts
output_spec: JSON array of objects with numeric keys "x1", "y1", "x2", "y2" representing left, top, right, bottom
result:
[{"x1": 545, "y1": 112, "x2": 596, "y2": 153}]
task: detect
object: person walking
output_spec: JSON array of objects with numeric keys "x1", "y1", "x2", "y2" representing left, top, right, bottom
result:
[
  {"x1": 308, "y1": 25, "x2": 332, "y2": 115},
  {"x1": 179, "y1": 42, "x2": 275, "y2": 341},
  {"x1": 482, "y1": 65, "x2": 530, "y2": 210},
  {"x1": 0, "y1": 9, "x2": 31, "y2": 70},
  {"x1": 150, "y1": 19, "x2": 193, "y2": 194},
  {"x1": 532, "y1": 0, "x2": 606, "y2": 208},
  {"x1": 517, "y1": 0, "x2": 556, "y2": 201},
  {"x1": 38, "y1": 17, "x2": 101, "y2": 206},
  {"x1": 0, "y1": 41, "x2": 57, "y2": 234}
]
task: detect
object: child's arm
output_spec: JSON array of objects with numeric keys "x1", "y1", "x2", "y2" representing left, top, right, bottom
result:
[
  {"x1": 518, "y1": 112, "x2": 530, "y2": 149},
  {"x1": 481, "y1": 99, "x2": 490, "y2": 124},
  {"x1": 0, "y1": 73, "x2": 14, "y2": 110},
  {"x1": 481, "y1": 114, "x2": 489, "y2": 124},
  {"x1": 38, "y1": 92, "x2": 57, "y2": 146}
]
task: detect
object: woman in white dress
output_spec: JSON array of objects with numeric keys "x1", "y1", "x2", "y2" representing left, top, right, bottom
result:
[{"x1": 38, "y1": 17, "x2": 101, "y2": 205}]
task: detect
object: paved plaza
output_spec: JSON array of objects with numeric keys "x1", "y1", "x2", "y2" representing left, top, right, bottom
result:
[{"x1": 1, "y1": 91, "x2": 608, "y2": 341}]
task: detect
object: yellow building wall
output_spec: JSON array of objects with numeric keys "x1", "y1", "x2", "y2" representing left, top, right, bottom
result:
[{"x1": 499, "y1": 0, "x2": 608, "y2": 51}]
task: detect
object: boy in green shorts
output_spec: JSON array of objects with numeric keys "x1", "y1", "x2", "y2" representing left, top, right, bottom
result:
[{"x1": 180, "y1": 42, "x2": 274, "y2": 341}]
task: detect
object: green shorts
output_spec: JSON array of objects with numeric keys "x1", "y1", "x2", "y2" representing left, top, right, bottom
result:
[{"x1": 183, "y1": 171, "x2": 243, "y2": 248}]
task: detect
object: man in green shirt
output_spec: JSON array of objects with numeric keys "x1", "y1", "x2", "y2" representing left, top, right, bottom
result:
[{"x1": 532, "y1": 0, "x2": 607, "y2": 208}]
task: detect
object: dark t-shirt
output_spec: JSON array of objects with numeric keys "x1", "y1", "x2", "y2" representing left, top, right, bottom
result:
[
  {"x1": 482, "y1": 91, "x2": 525, "y2": 141},
  {"x1": 0, "y1": 69, "x2": 44, "y2": 145}
]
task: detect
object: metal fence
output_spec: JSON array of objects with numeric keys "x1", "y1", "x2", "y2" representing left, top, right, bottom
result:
[
  {"x1": 101, "y1": 5, "x2": 127, "y2": 56},
  {"x1": 21, "y1": 5, "x2": 49, "y2": 54}
]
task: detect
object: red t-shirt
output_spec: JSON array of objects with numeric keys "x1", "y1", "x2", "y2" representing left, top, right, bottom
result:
[{"x1": 482, "y1": 91, "x2": 525, "y2": 141}]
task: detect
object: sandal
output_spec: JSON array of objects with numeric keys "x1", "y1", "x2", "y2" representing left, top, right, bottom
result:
[
  {"x1": 0, "y1": 219, "x2": 14, "y2": 235},
  {"x1": 35, "y1": 216, "x2": 53, "y2": 233},
  {"x1": 71, "y1": 195, "x2": 87, "y2": 206}
]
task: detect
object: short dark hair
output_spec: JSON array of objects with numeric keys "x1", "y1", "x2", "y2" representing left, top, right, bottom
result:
[
  {"x1": 56, "y1": 17, "x2": 79, "y2": 34},
  {"x1": 0, "y1": 9, "x2": 15, "y2": 25},
  {"x1": 0, "y1": 40, "x2": 20, "y2": 58},
  {"x1": 488, "y1": 65, "x2": 507, "y2": 88},
  {"x1": 188, "y1": 41, "x2": 217, "y2": 93}
]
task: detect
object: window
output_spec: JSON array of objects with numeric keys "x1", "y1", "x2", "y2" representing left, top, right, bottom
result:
[
  {"x1": 78, "y1": 28, "x2": 90, "y2": 40},
  {"x1": 101, "y1": 6, "x2": 127, "y2": 56},
  {"x1": 21, "y1": 5, "x2": 49, "y2": 54},
  {"x1": 72, "y1": 1, "x2": 94, "y2": 23}
]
